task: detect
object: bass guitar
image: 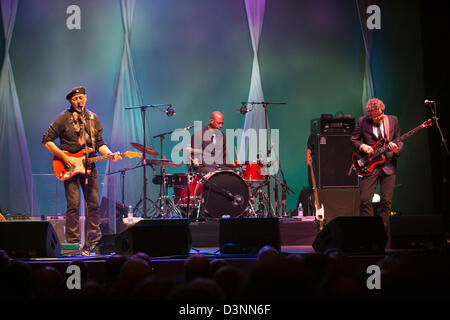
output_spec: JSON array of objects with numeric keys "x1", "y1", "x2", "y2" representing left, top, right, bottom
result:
[
  {"x1": 352, "y1": 118, "x2": 434, "y2": 176},
  {"x1": 53, "y1": 149, "x2": 142, "y2": 181},
  {"x1": 306, "y1": 149, "x2": 325, "y2": 222}
]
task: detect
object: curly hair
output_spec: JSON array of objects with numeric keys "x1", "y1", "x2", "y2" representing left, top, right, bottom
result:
[{"x1": 365, "y1": 98, "x2": 385, "y2": 115}]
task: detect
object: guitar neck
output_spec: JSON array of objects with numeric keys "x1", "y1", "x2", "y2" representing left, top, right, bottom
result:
[
  {"x1": 87, "y1": 153, "x2": 124, "y2": 164},
  {"x1": 308, "y1": 165, "x2": 320, "y2": 207},
  {"x1": 375, "y1": 122, "x2": 426, "y2": 156}
]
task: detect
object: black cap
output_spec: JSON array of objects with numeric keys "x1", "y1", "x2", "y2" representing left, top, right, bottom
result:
[{"x1": 66, "y1": 86, "x2": 86, "y2": 100}]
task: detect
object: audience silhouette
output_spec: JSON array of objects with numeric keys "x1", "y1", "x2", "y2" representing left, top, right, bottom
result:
[{"x1": 0, "y1": 244, "x2": 449, "y2": 300}]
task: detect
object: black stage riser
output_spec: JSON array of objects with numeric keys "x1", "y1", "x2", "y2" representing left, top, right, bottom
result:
[
  {"x1": 313, "y1": 216, "x2": 387, "y2": 253},
  {"x1": 298, "y1": 187, "x2": 360, "y2": 224}
]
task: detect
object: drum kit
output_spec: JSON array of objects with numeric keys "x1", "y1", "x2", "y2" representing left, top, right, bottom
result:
[
  {"x1": 120, "y1": 101, "x2": 295, "y2": 220},
  {"x1": 126, "y1": 139, "x2": 294, "y2": 221}
]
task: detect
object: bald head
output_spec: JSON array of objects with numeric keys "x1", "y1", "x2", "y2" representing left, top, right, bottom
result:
[{"x1": 209, "y1": 111, "x2": 224, "y2": 130}]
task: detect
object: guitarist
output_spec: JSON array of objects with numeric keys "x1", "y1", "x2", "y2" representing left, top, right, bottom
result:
[
  {"x1": 42, "y1": 86, "x2": 122, "y2": 255},
  {"x1": 350, "y1": 98, "x2": 403, "y2": 231}
]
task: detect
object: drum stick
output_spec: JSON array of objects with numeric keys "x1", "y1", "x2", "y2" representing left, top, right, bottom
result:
[{"x1": 234, "y1": 146, "x2": 240, "y2": 162}]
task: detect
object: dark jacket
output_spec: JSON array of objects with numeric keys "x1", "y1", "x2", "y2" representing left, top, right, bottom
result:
[{"x1": 350, "y1": 115, "x2": 403, "y2": 175}]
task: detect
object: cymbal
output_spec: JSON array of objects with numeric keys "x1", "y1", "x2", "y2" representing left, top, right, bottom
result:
[
  {"x1": 144, "y1": 158, "x2": 184, "y2": 167},
  {"x1": 174, "y1": 147, "x2": 203, "y2": 154},
  {"x1": 130, "y1": 142, "x2": 159, "y2": 156}
]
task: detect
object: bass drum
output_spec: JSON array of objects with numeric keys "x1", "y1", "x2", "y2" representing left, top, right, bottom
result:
[{"x1": 195, "y1": 170, "x2": 249, "y2": 218}]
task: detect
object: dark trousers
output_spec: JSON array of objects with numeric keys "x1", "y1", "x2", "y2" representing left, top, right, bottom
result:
[
  {"x1": 359, "y1": 168, "x2": 396, "y2": 230},
  {"x1": 64, "y1": 168, "x2": 101, "y2": 246}
]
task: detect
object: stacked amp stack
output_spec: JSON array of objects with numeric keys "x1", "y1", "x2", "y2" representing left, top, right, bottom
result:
[{"x1": 299, "y1": 115, "x2": 360, "y2": 224}]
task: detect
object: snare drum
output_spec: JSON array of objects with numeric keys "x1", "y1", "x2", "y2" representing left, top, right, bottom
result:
[
  {"x1": 242, "y1": 162, "x2": 265, "y2": 182},
  {"x1": 195, "y1": 170, "x2": 249, "y2": 218}
]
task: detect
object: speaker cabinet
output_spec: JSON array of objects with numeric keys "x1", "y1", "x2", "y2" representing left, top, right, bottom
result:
[
  {"x1": 390, "y1": 215, "x2": 446, "y2": 249},
  {"x1": 0, "y1": 221, "x2": 61, "y2": 258},
  {"x1": 298, "y1": 187, "x2": 360, "y2": 224},
  {"x1": 307, "y1": 134, "x2": 359, "y2": 188},
  {"x1": 115, "y1": 219, "x2": 191, "y2": 257},
  {"x1": 312, "y1": 216, "x2": 387, "y2": 253},
  {"x1": 219, "y1": 218, "x2": 280, "y2": 254}
]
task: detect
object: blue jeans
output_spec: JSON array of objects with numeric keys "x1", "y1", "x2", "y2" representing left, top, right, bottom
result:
[{"x1": 64, "y1": 168, "x2": 101, "y2": 246}]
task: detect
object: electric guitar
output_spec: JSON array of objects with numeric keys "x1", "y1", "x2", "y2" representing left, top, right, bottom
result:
[
  {"x1": 53, "y1": 149, "x2": 142, "y2": 181},
  {"x1": 352, "y1": 118, "x2": 434, "y2": 176},
  {"x1": 306, "y1": 149, "x2": 325, "y2": 222}
]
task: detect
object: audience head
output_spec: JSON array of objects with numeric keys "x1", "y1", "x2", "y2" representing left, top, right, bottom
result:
[
  {"x1": 257, "y1": 245, "x2": 282, "y2": 265},
  {"x1": 184, "y1": 254, "x2": 210, "y2": 282},
  {"x1": 170, "y1": 278, "x2": 225, "y2": 301},
  {"x1": 32, "y1": 266, "x2": 64, "y2": 299}
]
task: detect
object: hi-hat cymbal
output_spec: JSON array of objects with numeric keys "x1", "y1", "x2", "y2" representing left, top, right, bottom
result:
[
  {"x1": 130, "y1": 142, "x2": 159, "y2": 156},
  {"x1": 144, "y1": 158, "x2": 184, "y2": 167},
  {"x1": 174, "y1": 147, "x2": 203, "y2": 154}
]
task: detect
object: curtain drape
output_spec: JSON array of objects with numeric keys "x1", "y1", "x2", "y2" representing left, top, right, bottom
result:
[
  {"x1": 0, "y1": 0, "x2": 39, "y2": 216},
  {"x1": 100, "y1": 0, "x2": 157, "y2": 232},
  {"x1": 238, "y1": 0, "x2": 267, "y2": 162},
  {"x1": 356, "y1": 0, "x2": 376, "y2": 112}
]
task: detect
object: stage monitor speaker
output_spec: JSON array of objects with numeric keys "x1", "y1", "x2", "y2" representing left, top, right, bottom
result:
[
  {"x1": 312, "y1": 216, "x2": 387, "y2": 253},
  {"x1": 0, "y1": 221, "x2": 61, "y2": 258},
  {"x1": 307, "y1": 134, "x2": 359, "y2": 188},
  {"x1": 390, "y1": 215, "x2": 446, "y2": 249},
  {"x1": 297, "y1": 187, "x2": 360, "y2": 223},
  {"x1": 115, "y1": 219, "x2": 191, "y2": 257},
  {"x1": 219, "y1": 218, "x2": 280, "y2": 254}
]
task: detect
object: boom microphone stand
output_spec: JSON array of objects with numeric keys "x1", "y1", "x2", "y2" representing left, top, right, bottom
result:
[
  {"x1": 125, "y1": 104, "x2": 175, "y2": 217},
  {"x1": 241, "y1": 101, "x2": 287, "y2": 216},
  {"x1": 425, "y1": 100, "x2": 449, "y2": 156}
]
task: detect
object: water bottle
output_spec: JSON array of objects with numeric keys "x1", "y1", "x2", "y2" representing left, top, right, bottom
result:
[
  {"x1": 127, "y1": 205, "x2": 133, "y2": 224},
  {"x1": 297, "y1": 202, "x2": 304, "y2": 218}
]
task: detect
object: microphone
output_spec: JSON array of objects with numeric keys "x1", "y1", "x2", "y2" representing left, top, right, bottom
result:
[
  {"x1": 267, "y1": 141, "x2": 276, "y2": 155},
  {"x1": 424, "y1": 100, "x2": 435, "y2": 105},
  {"x1": 232, "y1": 194, "x2": 244, "y2": 207},
  {"x1": 236, "y1": 106, "x2": 250, "y2": 114},
  {"x1": 165, "y1": 106, "x2": 176, "y2": 116},
  {"x1": 183, "y1": 123, "x2": 198, "y2": 130}
]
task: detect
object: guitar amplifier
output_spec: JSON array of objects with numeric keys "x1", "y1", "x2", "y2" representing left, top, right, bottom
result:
[
  {"x1": 311, "y1": 117, "x2": 355, "y2": 135},
  {"x1": 307, "y1": 134, "x2": 359, "y2": 188}
]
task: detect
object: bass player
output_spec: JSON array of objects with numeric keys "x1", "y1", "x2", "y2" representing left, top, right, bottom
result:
[{"x1": 350, "y1": 98, "x2": 403, "y2": 231}]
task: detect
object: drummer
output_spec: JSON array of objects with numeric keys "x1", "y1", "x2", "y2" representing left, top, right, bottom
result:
[{"x1": 190, "y1": 111, "x2": 240, "y2": 175}]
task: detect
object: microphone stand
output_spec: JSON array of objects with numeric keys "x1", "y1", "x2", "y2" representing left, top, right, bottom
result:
[
  {"x1": 270, "y1": 142, "x2": 296, "y2": 217},
  {"x1": 427, "y1": 101, "x2": 449, "y2": 156},
  {"x1": 125, "y1": 104, "x2": 172, "y2": 218},
  {"x1": 427, "y1": 102, "x2": 449, "y2": 215},
  {"x1": 242, "y1": 101, "x2": 287, "y2": 217},
  {"x1": 78, "y1": 110, "x2": 89, "y2": 251},
  {"x1": 153, "y1": 123, "x2": 196, "y2": 218},
  {"x1": 106, "y1": 166, "x2": 137, "y2": 209}
]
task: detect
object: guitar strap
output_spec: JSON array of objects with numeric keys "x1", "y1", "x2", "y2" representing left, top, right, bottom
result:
[
  {"x1": 383, "y1": 115, "x2": 390, "y2": 141},
  {"x1": 88, "y1": 112, "x2": 96, "y2": 151}
]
